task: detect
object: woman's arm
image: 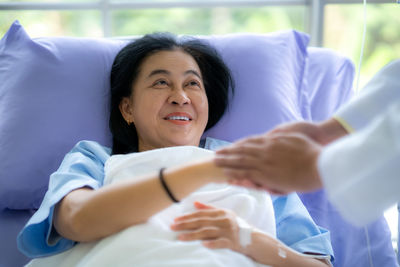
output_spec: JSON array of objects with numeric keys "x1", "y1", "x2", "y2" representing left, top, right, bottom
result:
[
  {"x1": 245, "y1": 231, "x2": 330, "y2": 267},
  {"x1": 54, "y1": 158, "x2": 226, "y2": 242},
  {"x1": 171, "y1": 202, "x2": 330, "y2": 267}
]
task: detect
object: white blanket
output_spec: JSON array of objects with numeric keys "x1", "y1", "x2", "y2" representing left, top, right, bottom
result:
[{"x1": 27, "y1": 146, "x2": 275, "y2": 267}]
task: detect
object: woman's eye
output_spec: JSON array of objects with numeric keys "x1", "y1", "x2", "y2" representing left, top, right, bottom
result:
[
  {"x1": 153, "y1": 80, "x2": 168, "y2": 87},
  {"x1": 187, "y1": 81, "x2": 200, "y2": 87}
]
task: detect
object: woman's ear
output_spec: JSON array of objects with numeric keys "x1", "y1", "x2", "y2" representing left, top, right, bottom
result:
[{"x1": 119, "y1": 97, "x2": 134, "y2": 124}]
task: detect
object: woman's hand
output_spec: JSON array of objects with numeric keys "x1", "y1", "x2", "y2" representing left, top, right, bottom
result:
[{"x1": 171, "y1": 202, "x2": 244, "y2": 253}]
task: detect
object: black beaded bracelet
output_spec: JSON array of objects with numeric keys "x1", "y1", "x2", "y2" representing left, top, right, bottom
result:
[{"x1": 159, "y1": 167, "x2": 179, "y2": 203}]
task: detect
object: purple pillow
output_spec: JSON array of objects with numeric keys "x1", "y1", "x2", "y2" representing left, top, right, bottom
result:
[
  {"x1": 0, "y1": 21, "x2": 309, "y2": 210},
  {"x1": 306, "y1": 47, "x2": 355, "y2": 121},
  {"x1": 0, "y1": 21, "x2": 123, "y2": 209},
  {"x1": 203, "y1": 31, "x2": 310, "y2": 141}
]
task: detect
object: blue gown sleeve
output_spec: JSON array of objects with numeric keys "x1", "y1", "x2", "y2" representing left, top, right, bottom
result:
[
  {"x1": 273, "y1": 193, "x2": 334, "y2": 261},
  {"x1": 17, "y1": 140, "x2": 111, "y2": 258}
]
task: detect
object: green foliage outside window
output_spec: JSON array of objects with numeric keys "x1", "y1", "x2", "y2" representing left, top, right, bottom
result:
[
  {"x1": 0, "y1": 3, "x2": 398, "y2": 87},
  {"x1": 325, "y1": 4, "x2": 400, "y2": 89}
]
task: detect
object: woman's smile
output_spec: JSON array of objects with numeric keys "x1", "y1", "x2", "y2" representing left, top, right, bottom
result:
[{"x1": 164, "y1": 112, "x2": 193, "y2": 126}]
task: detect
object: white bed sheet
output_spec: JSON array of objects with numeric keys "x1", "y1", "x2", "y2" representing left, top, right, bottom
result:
[{"x1": 27, "y1": 146, "x2": 275, "y2": 267}]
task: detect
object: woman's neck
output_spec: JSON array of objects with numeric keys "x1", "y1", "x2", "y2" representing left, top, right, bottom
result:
[{"x1": 138, "y1": 140, "x2": 202, "y2": 152}]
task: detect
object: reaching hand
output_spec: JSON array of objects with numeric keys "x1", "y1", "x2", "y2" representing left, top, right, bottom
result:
[
  {"x1": 270, "y1": 121, "x2": 326, "y2": 144},
  {"x1": 271, "y1": 119, "x2": 348, "y2": 145},
  {"x1": 171, "y1": 202, "x2": 244, "y2": 253},
  {"x1": 215, "y1": 133, "x2": 323, "y2": 194}
]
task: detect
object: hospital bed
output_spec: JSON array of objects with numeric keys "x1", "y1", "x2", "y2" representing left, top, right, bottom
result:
[{"x1": 0, "y1": 20, "x2": 397, "y2": 267}]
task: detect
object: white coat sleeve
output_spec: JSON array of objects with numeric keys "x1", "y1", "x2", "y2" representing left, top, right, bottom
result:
[
  {"x1": 317, "y1": 60, "x2": 400, "y2": 226},
  {"x1": 334, "y1": 60, "x2": 400, "y2": 132},
  {"x1": 318, "y1": 101, "x2": 400, "y2": 226}
]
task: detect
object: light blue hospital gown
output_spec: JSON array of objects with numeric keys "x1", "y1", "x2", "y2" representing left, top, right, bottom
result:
[{"x1": 18, "y1": 138, "x2": 334, "y2": 262}]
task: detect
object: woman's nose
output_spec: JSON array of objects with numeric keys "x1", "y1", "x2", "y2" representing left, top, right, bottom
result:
[{"x1": 168, "y1": 88, "x2": 191, "y2": 106}]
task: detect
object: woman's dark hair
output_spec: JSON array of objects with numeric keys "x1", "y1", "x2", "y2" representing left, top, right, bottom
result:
[{"x1": 110, "y1": 33, "x2": 234, "y2": 155}]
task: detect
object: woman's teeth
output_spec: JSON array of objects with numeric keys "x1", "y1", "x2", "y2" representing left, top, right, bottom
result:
[{"x1": 167, "y1": 116, "x2": 190, "y2": 121}]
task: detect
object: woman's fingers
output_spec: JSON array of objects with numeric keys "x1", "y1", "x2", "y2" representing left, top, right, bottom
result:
[
  {"x1": 172, "y1": 205, "x2": 233, "y2": 231},
  {"x1": 174, "y1": 208, "x2": 225, "y2": 222},
  {"x1": 177, "y1": 226, "x2": 220, "y2": 241},
  {"x1": 193, "y1": 201, "x2": 213, "y2": 210},
  {"x1": 172, "y1": 206, "x2": 242, "y2": 253},
  {"x1": 171, "y1": 217, "x2": 230, "y2": 231}
]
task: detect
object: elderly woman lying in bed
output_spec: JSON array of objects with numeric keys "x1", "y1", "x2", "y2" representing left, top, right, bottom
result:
[{"x1": 18, "y1": 33, "x2": 333, "y2": 267}]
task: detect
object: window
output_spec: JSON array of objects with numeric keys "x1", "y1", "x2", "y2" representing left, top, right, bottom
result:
[
  {"x1": 110, "y1": 6, "x2": 305, "y2": 36},
  {"x1": 324, "y1": 3, "x2": 400, "y2": 88}
]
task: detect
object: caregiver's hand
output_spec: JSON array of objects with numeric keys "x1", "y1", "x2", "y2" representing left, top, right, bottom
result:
[
  {"x1": 215, "y1": 133, "x2": 323, "y2": 194},
  {"x1": 170, "y1": 202, "x2": 244, "y2": 253},
  {"x1": 270, "y1": 118, "x2": 348, "y2": 145}
]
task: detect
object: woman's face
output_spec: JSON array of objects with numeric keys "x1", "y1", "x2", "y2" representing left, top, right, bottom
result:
[{"x1": 119, "y1": 49, "x2": 209, "y2": 152}]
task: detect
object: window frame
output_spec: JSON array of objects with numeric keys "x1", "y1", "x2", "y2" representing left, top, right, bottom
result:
[{"x1": 0, "y1": 0, "x2": 394, "y2": 45}]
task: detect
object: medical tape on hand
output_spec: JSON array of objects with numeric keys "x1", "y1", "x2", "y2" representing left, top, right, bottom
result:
[{"x1": 236, "y1": 217, "x2": 253, "y2": 248}]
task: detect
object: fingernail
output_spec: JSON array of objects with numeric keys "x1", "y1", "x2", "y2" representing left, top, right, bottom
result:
[{"x1": 194, "y1": 201, "x2": 204, "y2": 207}]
